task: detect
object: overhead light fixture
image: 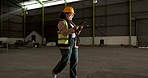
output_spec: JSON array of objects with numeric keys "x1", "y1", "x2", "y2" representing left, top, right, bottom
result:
[
  {"x1": 93, "y1": 0, "x2": 97, "y2": 3},
  {"x1": 40, "y1": 0, "x2": 48, "y2": 1},
  {"x1": 20, "y1": 0, "x2": 81, "y2": 10},
  {"x1": 21, "y1": 1, "x2": 37, "y2": 6}
]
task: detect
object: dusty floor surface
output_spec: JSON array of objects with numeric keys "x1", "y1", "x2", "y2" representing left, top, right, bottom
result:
[{"x1": 0, "y1": 46, "x2": 148, "y2": 78}]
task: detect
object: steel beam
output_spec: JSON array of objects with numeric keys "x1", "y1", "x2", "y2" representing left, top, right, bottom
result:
[
  {"x1": 129, "y1": 0, "x2": 132, "y2": 46},
  {"x1": 23, "y1": 8, "x2": 27, "y2": 40},
  {"x1": 36, "y1": 0, "x2": 44, "y2": 45},
  {"x1": 0, "y1": 0, "x2": 3, "y2": 36},
  {"x1": 92, "y1": 0, "x2": 96, "y2": 45},
  {"x1": 7, "y1": 0, "x2": 22, "y2": 8},
  {"x1": 36, "y1": 0, "x2": 43, "y2": 5},
  {"x1": 64, "y1": 0, "x2": 67, "y2": 7},
  {"x1": 41, "y1": 5, "x2": 45, "y2": 45}
]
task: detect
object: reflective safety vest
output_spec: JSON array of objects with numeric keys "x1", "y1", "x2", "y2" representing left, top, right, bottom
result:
[{"x1": 58, "y1": 20, "x2": 70, "y2": 47}]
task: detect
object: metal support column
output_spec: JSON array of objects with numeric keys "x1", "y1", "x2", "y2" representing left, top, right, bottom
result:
[
  {"x1": 42, "y1": 4, "x2": 45, "y2": 45},
  {"x1": 36, "y1": 0, "x2": 44, "y2": 45},
  {"x1": 129, "y1": 0, "x2": 132, "y2": 46},
  {"x1": 92, "y1": 0, "x2": 96, "y2": 45},
  {"x1": 0, "y1": 0, "x2": 3, "y2": 36},
  {"x1": 23, "y1": 7, "x2": 27, "y2": 40},
  {"x1": 64, "y1": 0, "x2": 67, "y2": 7}
]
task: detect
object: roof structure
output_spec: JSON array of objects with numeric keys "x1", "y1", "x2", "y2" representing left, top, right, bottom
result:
[{"x1": 17, "y1": 0, "x2": 81, "y2": 10}]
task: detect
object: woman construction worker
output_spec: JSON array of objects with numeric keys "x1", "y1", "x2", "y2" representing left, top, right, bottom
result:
[{"x1": 52, "y1": 6, "x2": 83, "y2": 78}]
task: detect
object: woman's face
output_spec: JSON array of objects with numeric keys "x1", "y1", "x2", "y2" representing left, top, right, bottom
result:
[{"x1": 66, "y1": 13, "x2": 74, "y2": 21}]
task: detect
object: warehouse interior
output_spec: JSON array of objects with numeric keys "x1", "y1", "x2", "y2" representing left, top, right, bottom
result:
[{"x1": 0, "y1": 0, "x2": 148, "y2": 78}]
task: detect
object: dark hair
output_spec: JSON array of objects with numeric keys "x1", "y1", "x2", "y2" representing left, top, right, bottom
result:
[
  {"x1": 59, "y1": 12, "x2": 72, "y2": 29},
  {"x1": 59, "y1": 12, "x2": 66, "y2": 19}
]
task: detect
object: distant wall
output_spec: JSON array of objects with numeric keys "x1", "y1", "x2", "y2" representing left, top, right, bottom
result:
[{"x1": 80, "y1": 36, "x2": 137, "y2": 46}]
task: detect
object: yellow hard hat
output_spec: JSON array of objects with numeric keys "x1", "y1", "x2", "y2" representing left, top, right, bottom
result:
[{"x1": 63, "y1": 6, "x2": 75, "y2": 14}]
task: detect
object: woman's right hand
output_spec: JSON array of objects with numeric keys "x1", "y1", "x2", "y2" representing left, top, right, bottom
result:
[{"x1": 73, "y1": 26, "x2": 79, "y2": 31}]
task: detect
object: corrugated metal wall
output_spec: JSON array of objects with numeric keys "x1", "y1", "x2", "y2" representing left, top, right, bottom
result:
[
  {"x1": 0, "y1": 0, "x2": 23, "y2": 38},
  {"x1": 133, "y1": 0, "x2": 148, "y2": 47}
]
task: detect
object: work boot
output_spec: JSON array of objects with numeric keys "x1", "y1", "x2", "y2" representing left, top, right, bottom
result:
[{"x1": 52, "y1": 72, "x2": 58, "y2": 78}]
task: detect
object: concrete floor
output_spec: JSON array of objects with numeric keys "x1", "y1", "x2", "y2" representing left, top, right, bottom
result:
[{"x1": 0, "y1": 46, "x2": 148, "y2": 78}]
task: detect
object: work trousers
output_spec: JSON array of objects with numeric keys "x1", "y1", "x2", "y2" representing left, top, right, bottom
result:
[{"x1": 53, "y1": 38, "x2": 78, "y2": 78}]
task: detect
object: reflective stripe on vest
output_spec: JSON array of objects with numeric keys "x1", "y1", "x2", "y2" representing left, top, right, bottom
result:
[{"x1": 58, "y1": 20, "x2": 69, "y2": 45}]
